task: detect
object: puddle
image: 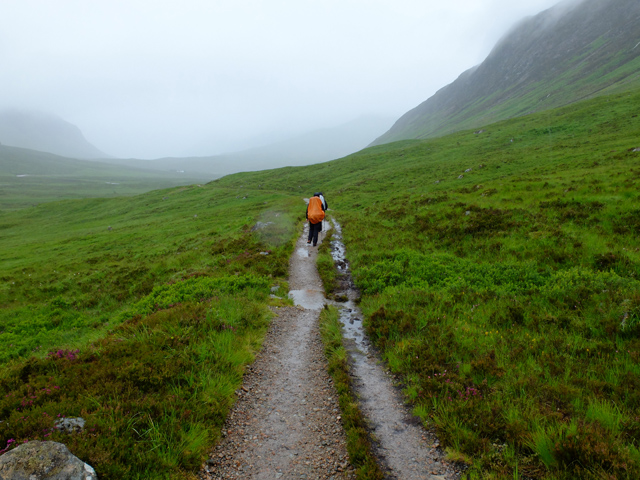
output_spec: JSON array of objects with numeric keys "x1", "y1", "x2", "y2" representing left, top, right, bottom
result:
[
  {"x1": 328, "y1": 219, "x2": 453, "y2": 479},
  {"x1": 288, "y1": 289, "x2": 325, "y2": 310}
]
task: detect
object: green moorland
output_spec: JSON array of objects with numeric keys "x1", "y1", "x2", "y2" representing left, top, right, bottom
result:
[
  {"x1": 0, "y1": 144, "x2": 208, "y2": 210},
  {"x1": 1, "y1": 86, "x2": 640, "y2": 479},
  {"x1": 218, "y1": 88, "x2": 640, "y2": 479},
  {"x1": 0, "y1": 182, "x2": 301, "y2": 478}
]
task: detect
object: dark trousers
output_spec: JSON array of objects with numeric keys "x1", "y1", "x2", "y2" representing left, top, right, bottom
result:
[{"x1": 308, "y1": 221, "x2": 322, "y2": 245}]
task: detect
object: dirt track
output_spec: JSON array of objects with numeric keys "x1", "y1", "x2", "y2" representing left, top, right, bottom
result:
[
  {"x1": 201, "y1": 224, "x2": 355, "y2": 479},
  {"x1": 201, "y1": 218, "x2": 461, "y2": 479}
]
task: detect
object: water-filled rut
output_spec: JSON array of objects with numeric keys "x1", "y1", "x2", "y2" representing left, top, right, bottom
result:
[{"x1": 328, "y1": 220, "x2": 459, "y2": 479}]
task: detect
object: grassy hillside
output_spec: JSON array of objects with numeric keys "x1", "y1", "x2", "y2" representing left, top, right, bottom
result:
[
  {"x1": 0, "y1": 145, "x2": 209, "y2": 210},
  {"x1": 217, "y1": 87, "x2": 640, "y2": 479},
  {"x1": 1, "y1": 87, "x2": 640, "y2": 478},
  {"x1": 374, "y1": 0, "x2": 640, "y2": 146}
]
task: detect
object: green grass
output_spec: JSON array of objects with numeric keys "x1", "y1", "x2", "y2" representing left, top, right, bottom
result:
[
  {"x1": 316, "y1": 224, "x2": 338, "y2": 296},
  {"x1": 0, "y1": 180, "x2": 301, "y2": 477},
  {"x1": 0, "y1": 144, "x2": 207, "y2": 210},
  {"x1": 196, "y1": 87, "x2": 640, "y2": 478},
  {"x1": 2, "y1": 85, "x2": 640, "y2": 478}
]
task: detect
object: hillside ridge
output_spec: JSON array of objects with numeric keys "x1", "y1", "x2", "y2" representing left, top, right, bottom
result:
[
  {"x1": 373, "y1": 0, "x2": 640, "y2": 145},
  {"x1": 0, "y1": 109, "x2": 109, "y2": 159}
]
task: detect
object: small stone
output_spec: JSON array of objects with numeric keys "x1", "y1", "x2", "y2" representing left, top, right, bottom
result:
[{"x1": 55, "y1": 417, "x2": 85, "y2": 434}]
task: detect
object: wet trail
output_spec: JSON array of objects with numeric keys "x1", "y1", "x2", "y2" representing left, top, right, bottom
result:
[
  {"x1": 202, "y1": 211, "x2": 459, "y2": 479},
  {"x1": 202, "y1": 222, "x2": 355, "y2": 479},
  {"x1": 327, "y1": 220, "x2": 458, "y2": 480}
]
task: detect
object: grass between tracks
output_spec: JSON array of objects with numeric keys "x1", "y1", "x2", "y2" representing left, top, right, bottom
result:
[
  {"x1": 319, "y1": 305, "x2": 385, "y2": 480},
  {"x1": 316, "y1": 225, "x2": 338, "y2": 296}
]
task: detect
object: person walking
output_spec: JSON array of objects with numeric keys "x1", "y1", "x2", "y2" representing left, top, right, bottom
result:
[{"x1": 306, "y1": 192, "x2": 326, "y2": 246}]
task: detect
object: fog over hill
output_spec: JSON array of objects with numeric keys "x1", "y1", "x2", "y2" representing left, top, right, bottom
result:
[
  {"x1": 0, "y1": 109, "x2": 109, "y2": 159},
  {"x1": 102, "y1": 115, "x2": 395, "y2": 177},
  {"x1": 373, "y1": 0, "x2": 640, "y2": 145}
]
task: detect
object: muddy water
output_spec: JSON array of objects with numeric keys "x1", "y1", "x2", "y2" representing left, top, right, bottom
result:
[
  {"x1": 288, "y1": 222, "x2": 330, "y2": 311},
  {"x1": 328, "y1": 220, "x2": 455, "y2": 480}
]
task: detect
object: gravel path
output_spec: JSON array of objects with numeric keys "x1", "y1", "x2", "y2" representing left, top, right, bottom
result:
[
  {"x1": 201, "y1": 223, "x2": 355, "y2": 479},
  {"x1": 201, "y1": 216, "x2": 462, "y2": 479}
]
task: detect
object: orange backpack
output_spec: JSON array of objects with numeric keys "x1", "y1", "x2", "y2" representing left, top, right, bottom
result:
[{"x1": 307, "y1": 196, "x2": 325, "y2": 224}]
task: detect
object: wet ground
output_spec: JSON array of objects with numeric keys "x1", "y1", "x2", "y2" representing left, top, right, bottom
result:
[
  {"x1": 327, "y1": 220, "x2": 460, "y2": 479},
  {"x1": 201, "y1": 223, "x2": 355, "y2": 479},
  {"x1": 202, "y1": 213, "x2": 461, "y2": 479}
]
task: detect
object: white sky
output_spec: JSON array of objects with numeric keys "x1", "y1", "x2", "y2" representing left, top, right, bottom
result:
[{"x1": 1, "y1": 0, "x2": 562, "y2": 158}]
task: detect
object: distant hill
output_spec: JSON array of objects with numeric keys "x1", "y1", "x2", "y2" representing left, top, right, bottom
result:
[
  {"x1": 373, "y1": 0, "x2": 640, "y2": 145},
  {"x1": 102, "y1": 115, "x2": 395, "y2": 177},
  {"x1": 0, "y1": 144, "x2": 207, "y2": 209},
  {"x1": 0, "y1": 109, "x2": 109, "y2": 159}
]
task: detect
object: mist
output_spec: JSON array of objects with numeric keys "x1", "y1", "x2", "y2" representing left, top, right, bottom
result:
[{"x1": 1, "y1": 0, "x2": 563, "y2": 159}]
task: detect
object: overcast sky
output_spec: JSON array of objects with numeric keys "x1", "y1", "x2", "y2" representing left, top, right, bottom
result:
[{"x1": 1, "y1": 0, "x2": 564, "y2": 159}]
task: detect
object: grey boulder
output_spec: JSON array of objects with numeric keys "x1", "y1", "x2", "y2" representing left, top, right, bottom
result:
[{"x1": 0, "y1": 441, "x2": 96, "y2": 480}]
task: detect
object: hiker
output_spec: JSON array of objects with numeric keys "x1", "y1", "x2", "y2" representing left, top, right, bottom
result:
[{"x1": 306, "y1": 192, "x2": 326, "y2": 246}]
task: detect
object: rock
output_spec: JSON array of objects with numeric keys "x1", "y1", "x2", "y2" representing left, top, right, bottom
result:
[
  {"x1": 465, "y1": 211, "x2": 471, "y2": 216},
  {"x1": 0, "y1": 441, "x2": 97, "y2": 480},
  {"x1": 458, "y1": 175, "x2": 464, "y2": 179},
  {"x1": 474, "y1": 129, "x2": 485, "y2": 134},
  {"x1": 633, "y1": 148, "x2": 640, "y2": 152},
  {"x1": 465, "y1": 168, "x2": 472, "y2": 173},
  {"x1": 270, "y1": 286, "x2": 280, "y2": 293},
  {"x1": 54, "y1": 418, "x2": 85, "y2": 434}
]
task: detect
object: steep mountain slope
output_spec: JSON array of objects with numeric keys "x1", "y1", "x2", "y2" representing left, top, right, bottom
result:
[
  {"x1": 373, "y1": 0, "x2": 640, "y2": 145},
  {"x1": 0, "y1": 109, "x2": 109, "y2": 159}
]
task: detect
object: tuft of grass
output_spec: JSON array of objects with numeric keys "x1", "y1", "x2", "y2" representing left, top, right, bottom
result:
[
  {"x1": 316, "y1": 225, "x2": 338, "y2": 295},
  {"x1": 319, "y1": 305, "x2": 385, "y2": 480}
]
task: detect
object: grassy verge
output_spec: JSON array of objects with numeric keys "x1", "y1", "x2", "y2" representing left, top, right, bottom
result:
[
  {"x1": 316, "y1": 224, "x2": 337, "y2": 296},
  {"x1": 319, "y1": 306, "x2": 385, "y2": 480},
  {"x1": 0, "y1": 287, "x2": 269, "y2": 478},
  {"x1": 0, "y1": 180, "x2": 302, "y2": 477},
  {"x1": 330, "y1": 90, "x2": 640, "y2": 479}
]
